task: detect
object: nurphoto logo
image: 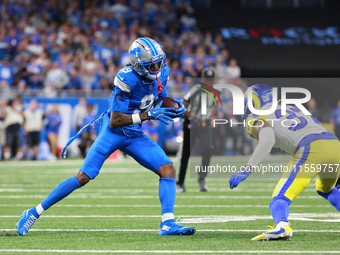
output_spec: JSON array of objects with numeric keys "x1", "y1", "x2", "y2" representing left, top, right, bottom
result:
[
  {"x1": 200, "y1": 84, "x2": 311, "y2": 116},
  {"x1": 200, "y1": 84, "x2": 312, "y2": 128}
]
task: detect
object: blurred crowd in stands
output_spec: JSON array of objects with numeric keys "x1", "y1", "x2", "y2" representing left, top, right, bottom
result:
[
  {"x1": 0, "y1": 0, "x2": 244, "y2": 160},
  {"x1": 0, "y1": 0, "x2": 339, "y2": 161},
  {"x1": 0, "y1": 0, "x2": 241, "y2": 99}
]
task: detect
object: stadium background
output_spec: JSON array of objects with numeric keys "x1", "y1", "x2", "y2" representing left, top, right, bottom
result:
[
  {"x1": 0, "y1": 0, "x2": 340, "y2": 160},
  {"x1": 1, "y1": 1, "x2": 340, "y2": 254}
]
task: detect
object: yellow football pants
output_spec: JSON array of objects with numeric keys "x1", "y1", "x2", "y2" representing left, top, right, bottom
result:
[{"x1": 272, "y1": 139, "x2": 340, "y2": 202}]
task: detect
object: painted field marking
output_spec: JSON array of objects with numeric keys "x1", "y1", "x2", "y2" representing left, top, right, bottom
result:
[
  {"x1": 1, "y1": 213, "x2": 339, "y2": 218},
  {"x1": 2, "y1": 213, "x2": 339, "y2": 223},
  {"x1": 2, "y1": 229, "x2": 340, "y2": 233},
  {"x1": 0, "y1": 188, "x2": 319, "y2": 193},
  {"x1": 1, "y1": 168, "x2": 142, "y2": 174},
  {"x1": 0, "y1": 183, "x2": 280, "y2": 188},
  {"x1": 0, "y1": 204, "x2": 331, "y2": 208},
  {"x1": 0, "y1": 249, "x2": 339, "y2": 254},
  {"x1": 0, "y1": 195, "x2": 321, "y2": 199}
]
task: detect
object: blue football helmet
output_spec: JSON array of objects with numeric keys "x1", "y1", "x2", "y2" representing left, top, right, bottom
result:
[
  {"x1": 243, "y1": 84, "x2": 273, "y2": 119},
  {"x1": 129, "y1": 37, "x2": 166, "y2": 80}
]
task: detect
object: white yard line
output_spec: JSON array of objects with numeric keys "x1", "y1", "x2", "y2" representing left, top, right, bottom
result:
[
  {"x1": 0, "y1": 195, "x2": 321, "y2": 199},
  {"x1": 2, "y1": 229, "x2": 340, "y2": 233},
  {"x1": 3, "y1": 213, "x2": 340, "y2": 223},
  {"x1": 1, "y1": 168, "x2": 142, "y2": 174},
  {"x1": 0, "y1": 183, "x2": 280, "y2": 188},
  {"x1": 0, "y1": 188, "x2": 319, "y2": 193},
  {"x1": 1, "y1": 204, "x2": 331, "y2": 208},
  {"x1": 0, "y1": 249, "x2": 339, "y2": 254},
  {"x1": 2, "y1": 213, "x2": 339, "y2": 219},
  {"x1": 0, "y1": 215, "x2": 188, "y2": 218},
  {"x1": 0, "y1": 160, "x2": 133, "y2": 167}
]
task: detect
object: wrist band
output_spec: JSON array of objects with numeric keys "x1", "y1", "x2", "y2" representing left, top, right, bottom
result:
[{"x1": 132, "y1": 113, "x2": 142, "y2": 124}]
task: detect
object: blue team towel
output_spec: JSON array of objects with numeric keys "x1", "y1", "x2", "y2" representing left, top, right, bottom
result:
[{"x1": 61, "y1": 111, "x2": 107, "y2": 159}]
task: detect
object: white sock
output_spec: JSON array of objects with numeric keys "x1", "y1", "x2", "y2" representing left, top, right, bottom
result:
[
  {"x1": 16, "y1": 151, "x2": 23, "y2": 160},
  {"x1": 277, "y1": 221, "x2": 289, "y2": 227},
  {"x1": 36, "y1": 203, "x2": 45, "y2": 215},
  {"x1": 4, "y1": 152, "x2": 10, "y2": 159},
  {"x1": 162, "y1": 213, "x2": 174, "y2": 222}
]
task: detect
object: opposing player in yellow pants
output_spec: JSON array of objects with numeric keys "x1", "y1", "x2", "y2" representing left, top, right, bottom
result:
[{"x1": 229, "y1": 84, "x2": 340, "y2": 241}]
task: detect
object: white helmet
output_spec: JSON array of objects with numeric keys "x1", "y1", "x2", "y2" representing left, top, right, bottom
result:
[{"x1": 129, "y1": 37, "x2": 166, "y2": 80}]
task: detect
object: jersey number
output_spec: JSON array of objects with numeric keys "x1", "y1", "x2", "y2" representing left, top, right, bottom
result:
[
  {"x1": 275, "y1": 107, "x2": 320, "y2": 131},
  {"x1": 133, "y1": 94, "x2": 155, "y2": 114},
  {"x1": 122, "y1": 67, "x2": 133, "y2": 73}
]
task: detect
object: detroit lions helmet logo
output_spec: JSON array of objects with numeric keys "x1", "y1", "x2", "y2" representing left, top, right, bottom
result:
[{"x1": 130, "y1": 47, "x2": 142, "y2": 58}]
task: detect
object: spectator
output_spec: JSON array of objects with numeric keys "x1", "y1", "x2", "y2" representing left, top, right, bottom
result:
[
  {"x1": 45, "y1": 104, "x2": 62, "y2": 161},
  {"x1": 35, "y1": 51, "x2": 50, "y2": 69},
  {"x1": 0, "y1": 99, "x2": 6, "y2": 159},
  {"x1": 78, "y1": 104, "x2": 97, "y2": 158},
  {"x1": 73, "y1": 98, "x2": 88, "y2": 131},
  {"x1": 307, "y1": 97, "x2": 320, "y2": 120},
  {"x1": 42, "y1": 84, "x2": 58, "y2": 98},
  {"x1": 110, "y1": 0, "x2": 130, "y2": 20},
  {"x1": 215, "y1": 56, "x2": 228, "y2": 82},
  {"x1": 0, "y1": 31, "x2": 8, "y2": 61},
  {"x1": 180, "y1": 11, "x2": 196, "y2": 32},
  {"x1": 226, "y1": 59, "x2": 241, "y2": 84},
  {"x1": 44, "y1": 62, "x2": 70, "y2": 92},
  {"x1": 320, "y1": 101, "x2": 332, "y2": 123},
  {"x1": 220, "y1": 49, "x2": 230, "y2": 65},
  {"x1": 213, "y1": 34, "x2": 226, "y2": 51},
  {"x1": 15, "y1": 57, "x2": 30, "y2": 86},
  {"x1": 0, "y1": 80, "x2": 14, "y2": 100},
  {"x1": 24, "y1": 99, "x2": 44, "y2": 160},
  {"x1": 2, "y1": 98, "x2": 24, "y2": 160},
  {"x1": 330, "y1": 99, "x2": 340, "y2": 139},
  {"x1": 0, "y1": 56, "x2": 14, "y2": 86}
]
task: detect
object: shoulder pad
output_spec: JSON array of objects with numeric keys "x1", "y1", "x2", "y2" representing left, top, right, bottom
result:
[
  {"x1": 163, "y1": 65, "x2": 170, "y2": 77},
  {"x1": 159, "y1": 65, "x2": 170, "y2": 84},
  {"x1": 113, "y1": 67, "x2": 138, "y2": 93}
]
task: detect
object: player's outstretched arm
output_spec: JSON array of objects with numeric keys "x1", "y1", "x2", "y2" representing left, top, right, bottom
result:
[
  {"x1": 229, "y1": 120, "x2": 275, "y2": 189},
  {"x1": 247, "y1": 120, "x2": 275, "y2": 167}
]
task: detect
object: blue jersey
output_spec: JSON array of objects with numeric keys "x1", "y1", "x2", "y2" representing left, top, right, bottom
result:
[
  {"x1": 0, "y1": 64, "x2": 14, "y2": 86},
  {"x1": 46, "y1": 112, "x2": 62, "y2": 134},
  {"x1": 109, "y1": 65, "x2": 169, "y2": 135}
]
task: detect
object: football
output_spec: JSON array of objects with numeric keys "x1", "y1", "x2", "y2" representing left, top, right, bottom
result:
[{"x1": 154, "y1": 97, "x2": 179, "y2": 110}]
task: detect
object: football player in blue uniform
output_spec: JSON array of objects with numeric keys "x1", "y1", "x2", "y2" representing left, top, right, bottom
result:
[{"x1": 16, "y1": 37, "x2": 196, "y2": 236}]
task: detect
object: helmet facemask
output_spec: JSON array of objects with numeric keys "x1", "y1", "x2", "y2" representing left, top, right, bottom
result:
[{"x1": 133, "y1": 54, "x2": 166, "y2": 80}]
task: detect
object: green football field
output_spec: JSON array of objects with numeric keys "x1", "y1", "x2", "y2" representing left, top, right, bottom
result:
[{"x1": 0, "y1": 156, "x2": 339, "y2": 254}]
